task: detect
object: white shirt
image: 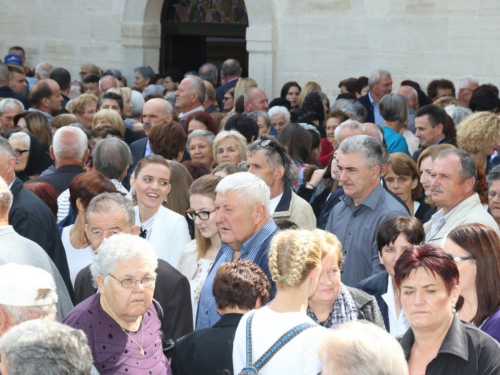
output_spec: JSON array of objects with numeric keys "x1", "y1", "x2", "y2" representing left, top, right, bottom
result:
[
  {"x1": 268, "y1": 193, "x2": 283, "y2": 214},
  {"x1": 426, "y1": 205, "x2": 459, "y2": 242},
  {"x1": 61, "y1": 225, "x2": 95, "y2": 287},
  {"x1": 381, "y1": 275, "x2": 410, "y2": 337},
  {"x1": 179, "y1": 106, "x2": 204, "y2": 121}
]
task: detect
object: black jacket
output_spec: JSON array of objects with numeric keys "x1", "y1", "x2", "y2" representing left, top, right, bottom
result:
[
  {"x1": 171, "y1": 313, "x2": 243, "y2": 375},
  {"x1": 31, "y1": 165, "x2": 85, "y2": 196},
  {"x1": 74, "y1": 258, "x2": 193, "y2": 341},
  {"x1": 9, "y1": 177, "x2": 74, "y2": 299},
  {"x1": 356, "y1": 93, "x2": 375, "y2": 123},
  {"x1": 0, "y1": 85, "x2": 31, "y2": 109},
  {"x1": 399, "y1": 316, "x2": 500, "y2": 374},
  {"x1": 356, "y1": 271, "x2": 390, "y2": 331}
]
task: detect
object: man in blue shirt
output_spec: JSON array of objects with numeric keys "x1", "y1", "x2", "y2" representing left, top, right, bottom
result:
[
  {"x1": 357, "y1": 70, "x2": 393, "y2": 124},
  {"x1": 196, "y1": 172, "x2": 279, "y2": 330}
]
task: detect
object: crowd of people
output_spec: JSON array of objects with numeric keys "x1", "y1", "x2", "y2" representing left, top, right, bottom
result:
[{"x1": 1, "y1": 45, "x2": 500, "y2": 374}]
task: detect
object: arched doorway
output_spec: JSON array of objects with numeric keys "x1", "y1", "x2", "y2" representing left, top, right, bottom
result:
[{"x1": 160, "y1": 0, "x2": 249, "y2": 76}]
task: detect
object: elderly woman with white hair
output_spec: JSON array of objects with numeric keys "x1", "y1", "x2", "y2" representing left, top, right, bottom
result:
[
  {"x1": 63, "y1": 233, "x2": 171, "y2": 375},
  {"x1": 268, "y1": 106, "x2": 290, "y2": 136},
  {"x1": 187, "y1": 129, "x2": 216, "y2": 170},
  {"x1": 212, "y1": 130, "x2": 247, "y2": 167}
]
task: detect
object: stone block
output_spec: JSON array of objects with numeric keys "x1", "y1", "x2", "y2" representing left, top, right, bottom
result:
[
  {"x1": 448, "y1": 16, "x2": 500, "y2": 52},
  {"x1": 405, "y1": 0, "x2": 437, "y2": 16}
]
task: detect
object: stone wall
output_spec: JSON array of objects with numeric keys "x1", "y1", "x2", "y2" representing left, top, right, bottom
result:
[{"x1": 1, "y1": 0, "x2": 500, "y2": 98}]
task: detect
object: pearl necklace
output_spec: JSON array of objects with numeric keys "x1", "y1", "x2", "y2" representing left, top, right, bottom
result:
[{"x1": 121, "y1": 316, "x2": 145, "y2": 355}]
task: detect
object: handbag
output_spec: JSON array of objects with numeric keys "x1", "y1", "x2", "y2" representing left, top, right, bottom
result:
[{"x1": 238, "y1": 311, "x2": 315, "y2": 375}]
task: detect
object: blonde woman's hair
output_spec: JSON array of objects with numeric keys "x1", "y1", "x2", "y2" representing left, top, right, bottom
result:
[
  {"x1": 457, "y1": 111, "x2": 500, "y2": 155},
  {"x1": 318, "y1": 230, "x2": 343, "y2": 267},
  {"x1": 92, "y1": 109, "x2": 125, "y2": 137},
  {"x1": 297, "y1": 81, "x2": 322, "y2": 108},
  {"x1": 71, "y1": 93, "x2": 98, "y2": 114},
  {"x1": 268, "y1": 229, "x2": 327, "y2": 288},
  {"x1": 107, "y1": 87, "x2": 132, "y2": 102}
]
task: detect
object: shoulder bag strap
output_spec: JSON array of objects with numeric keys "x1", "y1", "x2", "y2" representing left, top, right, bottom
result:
[{"x1": 245, "y1": 311, "x2": 256, "y2": 366}]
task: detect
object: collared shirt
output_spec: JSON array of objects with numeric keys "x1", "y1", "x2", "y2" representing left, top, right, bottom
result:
[
  {"x1": 179, "y1": 105, "x2": 204, "y2": 121},
  {"x1": 28, "y1": 107, "x2": 53, "y2": 123},
  {"x1": 145, "y1": 139, "x2": 153, "y2": 157},
  {"x1": 325, "y1": 184, "x2": 409, "y2": 287},
  {"x1": 196, "y1": 218, "x2": 278, "y2": 330},
  {"x1": 426, "y1": 205, "x2": 459, "y2": 242},
  {"x1": 269, "y1": 193, "x2": 283, "y2": 214},
  {"x1": 399, "y1": 315, "x2": 500, "y2": 375},
  {"x1": 381, "y1": 275, "x2": 409, "y2": 337},
  {"x1": 369, "y1": 92, "x2": 383, "y2": 125}
]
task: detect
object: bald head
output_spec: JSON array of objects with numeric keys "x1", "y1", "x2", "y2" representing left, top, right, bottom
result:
[
  {"x1": 244, "y1": 87, "x2": 269, "y2": 113},
  {"x1": 363, "y1": 123, "x2": 384, "y2": 143},
  {"x1": 142, "y1": 98, "x2": 173, "y2": 135},
  {"x1": 35, "y1": 62, "x2": 53, "y2": 80},
  {"x1": 30, "y1": 79, "x2": 62, "y2": 113},
  {"x1": 397, "y1": 86, "x2": 419, "y2": 111},
  {"x1": 99, "y1": 75, "x2": 119, "y2": 96}
]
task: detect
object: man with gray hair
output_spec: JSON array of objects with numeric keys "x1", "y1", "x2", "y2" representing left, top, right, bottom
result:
[
  {"x1": 31, "y1": 127, "x2": 89, "y2": 196},
  {"x1": 215, "y1": 58, "x2": 242, "y2": 101},
  {"x1": 244, "y1": 87, "x2": 269, "y2": 113},
  {"x1": 357, "y1": 69, "x2": 393, "y2": 124},
  {"x1": 175, "y1": 75, "x2": 205, "y2": 123},
  {"x1": 334, "y1": 119, "x2": 365, "y2": 145},
  {"x1": 246, "y1": 137, "x2": 316, "y2": 229},
  {"x1": 425, "y1": 148, "x2": 499, "y2": 244},
  {"x1": 74, "y1": 193, "x2": 193, "y2": 340},
  {"x1": 198, "y1": 62, "x2": 218, "y2": 87},
  {"x1": 0, "y1": 319, "x2": 93, "y2": 375},
  {"x1": 456, "y1": 75, "x2": 479, "y2": 108},
  {"x1": 34, "y1": 62, "x2": 53, "y2": 80},
  {"x1": 378, "y1": 93, "x2": 413, "y2": 155},
  {"x1": 0, "y1": 98, "x2": 24, "y2": 131},
  {"x1": 325, "y1": 135, "x2": 408, "y2": 286},
  {"x1": 0, "y1": 139, "x2": 73, "y2": 298},
  {"x1": 98, "y1": 74, "x2": 119, "y2": 96},
  {"x1": 344, "y1": 101, "x2": 368, "y2": 122},
  {"x1": 196, "y1": 172, "x2": 279, "y2": 330}
]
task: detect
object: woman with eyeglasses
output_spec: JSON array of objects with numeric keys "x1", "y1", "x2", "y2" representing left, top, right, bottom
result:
[
  {"x1": 63, "y1": 233, "x2": 172, "y2": 375},
  {"x1": 8, "y1": 132, "x2": 52, "y2": 181},
  {"x1": 444, "y1": 223, "x2": 500, "y2": 342},
  {"x1": 178, "y1": 174, "x2": 222, "y2": 325},
  {"x1": 307, "y1": 231, "x2": 385, "y2": 329},
  {"x1": 131, "y1": 155, "x2": 191, "y2": 267}
]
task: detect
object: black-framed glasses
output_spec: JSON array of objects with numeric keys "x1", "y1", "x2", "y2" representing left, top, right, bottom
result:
[
  {"x1": 446, "y1": 254, "x2": 474, "y2": 263},
  {"x1": 258, "y1": 139, "x2": 287, "y2": 167},
  {"x1": 108, "y1": 273, "x2": 155, "y2": 288},
  {"x1": 186, "y1": 208, "x2": 217, "y2": 221},
  {"x1": 13, "y1": 149, "x2": 29, "y2": 157}
]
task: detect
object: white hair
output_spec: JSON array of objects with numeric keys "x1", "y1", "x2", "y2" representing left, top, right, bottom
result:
[
  {"x1": 0, "y1": 98, "x2": 24, "y2": 114},
  {"x1": 444, "y1": 104, "x2": 472, "y2": 127},
  {"x1": 34, "y1": 62, "x2": 53, "y2": 79},
  {"x1": 130, "y1": 90, "x2": 145, "y2": 118},
  {"x1": 456, "y1": 75, "x2": 478, "y2": 91},
  {"x1": 268, "y1": 106, "x2": 290, "y2": 123},
  {"x1": 368, "y1": 69, "x2": 391, "y2": 87},
  {"x1": 318, "y1": 320, "x2": 408, "y2": 375},
  {"x1": 52, "y1": 126, "x2": 88, "y2": 161},
  {"x1": 216, "y1": 172, "x2": 270, "y2": 214},
  {"x1": 90, "y1": 233, "x2": 158, "y2": 288},
  {"x1": 334, "y1": 119, "x2": 365, "y2": 141},
  {"x1": 188, "y1": 129, "x2": 215, "y2": 147},
  {"x1": 9, "y1": 132, "x2": 30, "y2": 149},
  {"x1": 142, "y1": 84, "x2": 165, "y2": 98},
  {"x1": 330, "y1": 98, "x2": 352, "y2": 112},
  {"x1": 98, "y1": 75, "x2": 120, "y2": 92}
]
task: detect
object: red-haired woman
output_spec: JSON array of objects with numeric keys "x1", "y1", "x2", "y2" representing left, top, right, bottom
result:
[{"x1": 395, "y1": 244, "x2": 500, "y2": 375}]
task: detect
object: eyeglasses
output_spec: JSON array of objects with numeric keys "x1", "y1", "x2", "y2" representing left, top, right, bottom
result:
[
  {"x1": 488, "y1": 190, "x2": 500, "y2": 199},
  {"x1": 186, "y1": 208, "x2": 217, "y2": 221},
  {"x1": 13, "y1": 149, "x2": 29, "y2": 157},
  {"x1": 108, "y1": 273, "x2": 155, "y2": 288},
  {"x1": 258, "y1": 139, "x2": 287, "y2": 167},
  {"x1": 446, "y1": 254, "x2": 474, "y2": 263}
]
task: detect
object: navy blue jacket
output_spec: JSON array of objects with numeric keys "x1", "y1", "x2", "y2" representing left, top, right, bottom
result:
[{"x1": 356, "y1": 271, "x2": 390, "y2": 331}]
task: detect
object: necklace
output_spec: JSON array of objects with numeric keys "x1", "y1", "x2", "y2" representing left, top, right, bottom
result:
[{"x1": 121, "y1": 316, "x2": 145, "y2": 355}]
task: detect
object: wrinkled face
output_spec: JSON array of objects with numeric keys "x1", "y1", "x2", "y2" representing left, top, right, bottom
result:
[
  {"x1": 77, "y1": 102, "x2": 97, "y2": 130},
  {"x1": 419, "y1": 156, "x2": 433, "y2": 197},
  {"x1": 400, "y1": 267, "x2": 458, "y2": 332},
  {"x1": 384, "y1": 167, "x2": 418, "y2": 206},
  {"x1": 309, "y1": 252, "x2": 341, "y2": 305},
  {"x1": 271, "y1": 114, "x2": 287, "y2": 136},
  {"x1": 84, "y1": 82, "x2": 99, "y2": 96},
  {"x1": 133, "y1": 72, "x2": 149, "y2": 90},
  {"x1": 436, "y1": 88, "x2": 453, "y2": 100},
  {"x1": 488, "y1": 179, "x2": 500, "y2": 223},
  {"x1": 336, "y1": 151, "x2": 378, "y2": 205},
  {"x1": 189, "y1": 137, "x2": 214, "y2": 168},
  {"x1": 175, "y1": 78, "x2": 195, "y2": 113},
  {"x1": 101, "y1": 99, "x2": 121, "y2": 116},
  {"x1": 9, "y1": 72, "x2": 27, "y2": 95},
  {"x1": 415, "y1": 115, "x2": 442, "y2": 148},
  {"x1": 98, "y1": 258, "x2": 156, "y2": 323},
  {"x1": 216, "y1": 137, "x2": 241, "y2": 166},
  {"x1": 286, "y1": 86, "x2": 300, "y2": 108},
  {"x1": 100, "y1": 78, "x2": 117, "y2": 94},
  {"x1": 223, "y1": 93, "x2": 234, "y2": 111},
  {"x1": 0, "y1": 105, "x2": 23, "y2": 131},
  {"x1": 47, "y1": 81, "x2": 63, "y2": 114},
  {"x1": 189, "y1": 194, "x2": 218, "y2": 240},
  {"x1": 247, "y1": 90, "x2": 269, "y2": 113},
  {"x1": 142, "y1": 101, "x2": 169, "y2": 132},
  {"x1": 371, "y1": 74, "x2": 393, "y2": 99},
  {"x1": 247, "y1": 150, "x2": 278, "y2": 188},
  {"x1": 443, "y1": 238, "x2": 476, "y2": 296},
  {"x1": 380, "y1": 234, "x2": 414, "y2": 277},
  {"x1": 256, "y1": 117, "x2": 270, "y2": 138},
  {"x1": 187, "y1": 119, "x2": 207, "y2": 135},
  {"x1": 325, "y1": 117, "x2": 341, "y2": 141},
  {"x1": 130, "y1": 163, "x2": 171, "y2": 212},
  {"x1": 430, "y1": 155, "x2": 472, "y2": 213},
  {"x1": 9, "y1": 137, "x2": 29, "y2": 172},
  {"x1": 215, "y1": 190, "x2": 258, "y2": 250},
  {"x1": 85, "y1": 210, "x2": 135, "y2": 251}
]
